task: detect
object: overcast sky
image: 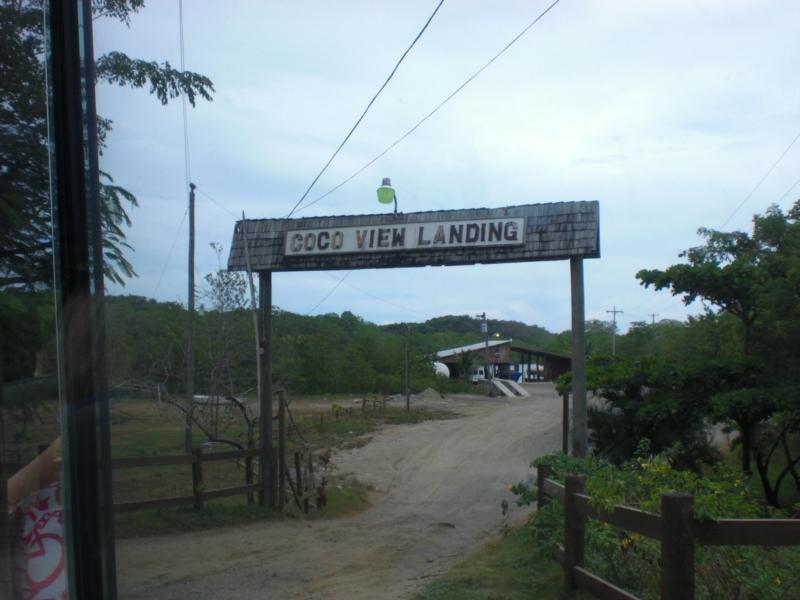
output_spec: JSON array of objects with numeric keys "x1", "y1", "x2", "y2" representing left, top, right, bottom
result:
[{"x1": 94, "y1": 0, "x2": 800, "y2": 334}]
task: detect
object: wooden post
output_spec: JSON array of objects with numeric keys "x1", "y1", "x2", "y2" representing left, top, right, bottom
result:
[
  {"x1": 307, "y1": 450, "x2": 315, "y2": 511},
  {"x1": 661, "y1": 493, "x2": 694, "y2": 600},
  {"x1": 404, "y1": 325, "x2": 411, "y2": 412},
  {"x1": 0, "y1": 464, "x2": 10, "y2": 600},
  {"x1": 258, "y1": 271, "x2": 273, "y2": 508},
  {"x1": 537, "y1": 463, "x2": 552, "y2": 509},
  {"x1": 270, "y1": 451, "x2": 278, "y2": 509},
  {"x1": 564, "y1": 474, "x2": 587, "y2": 590},
  {"x1": 570, "y1": 257, "x2": 588, "y2": 457},
  {"x1": 294, "y1": 451, "x2": 307, "y2": 514},
  {"x1": 562, "y1": 394, "x2": 569, "y2": 454},
  {"x1": 278, "y1": 390, "x2": 286, "y2": 511},
  {"x1": 192, "y1": 447, "x2": 204, "y2": 510},
  {"x1": 185, "y1": 183, "x2": 196, "y2": 453}
]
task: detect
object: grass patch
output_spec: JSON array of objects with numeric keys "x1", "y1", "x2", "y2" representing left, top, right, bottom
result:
[
  {"x1": 416, "y1": 525, "x2": 590, "y2": 600},
  {"x1": 115, "y1": 500, "x2": 278, "y2": 538},
  {"x1": 115, "y1": 476, "x2": 372, "y2": 538},
  {"x1": 284, "y1": 475, "x2": 372, "y2": 520},
  {"x1": 288, "y1": 404, "x2": 453, "y2": 453},
  {"x1": 13, "y1": 397, "x2": 454, "y2": 537}
]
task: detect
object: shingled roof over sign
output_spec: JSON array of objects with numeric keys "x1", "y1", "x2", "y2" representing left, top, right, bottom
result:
[{"x1": 227, "y1": 201, "x2": 600, "y2": 273}]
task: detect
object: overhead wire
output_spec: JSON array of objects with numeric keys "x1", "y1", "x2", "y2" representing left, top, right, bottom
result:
[
  {"x1": 152, "y1": 207, "x2": 189, "y2": 297},
  {"x1": 196, "y1": 187, "x2": 239, "y2": 218},
  {"x1": 299, "y1": 0, "x2": 562, "y2": 315},
  {"x1": 178, "y1": 0, "x2": 192, "y2": 190},
  {"x1": 338, "y1": 276, "x2": 430, "y2": 319},
  {"x1": 307, "y1": 271, "x2": 353, "y2": 315},
  {"x1": 285, "y1": 0, "x2": 446, "y2": 219},
  {"x1": 631, "y1": 130, "x2": 800, "y2": 319},
  {"x1": 720, "y1": 129, "x2": 800, "y2": 228},
  {"x1": 295, "y1": 0, "x2": 563, "y2": 215},
  {"x1": 776, "y1": 172, "x2": 800, "y2": 206}
]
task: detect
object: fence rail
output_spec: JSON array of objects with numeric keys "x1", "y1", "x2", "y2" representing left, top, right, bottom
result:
[
  {"x1": 536, "y1": 463, "x2": 800, "y2": 600},
  {"x1": 4, "y1": 397, "x2": 382, "y2": 515},
  {"x1": 111, "y1": 446, "x2": 263, "y2": 513}
]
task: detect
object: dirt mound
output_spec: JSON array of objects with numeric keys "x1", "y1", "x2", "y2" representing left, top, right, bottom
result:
[{"x1": 414, "y1": 387, "x2": 444, "y2": 403}]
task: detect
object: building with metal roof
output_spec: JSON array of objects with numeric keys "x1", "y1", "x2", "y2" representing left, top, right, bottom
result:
[{"x1": 435, "y1": 339, "x2": 571, "y2": 382}]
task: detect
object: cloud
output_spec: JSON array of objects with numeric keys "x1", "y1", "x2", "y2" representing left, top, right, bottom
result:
[{"x1": 99, "y1": 0, "x2": 800, "y2": 333}]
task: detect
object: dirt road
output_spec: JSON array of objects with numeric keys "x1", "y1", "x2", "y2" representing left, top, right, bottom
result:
[{"x1": 116, "y1": 384, "x2": 563, "y2": 599}]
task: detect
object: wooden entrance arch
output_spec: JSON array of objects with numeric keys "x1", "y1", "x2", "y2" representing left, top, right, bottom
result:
[{"x1": 228, "y1": 201, "x2": 600, "y2": 507}]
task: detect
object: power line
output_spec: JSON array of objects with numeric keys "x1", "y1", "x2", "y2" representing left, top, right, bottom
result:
[
  {"x1": 196, "y1": 187, "x2": 238, "y2": 218},
  {"x1": 295, "y1": 0, "x2": 563, "y2": 215},
  {"x1": 285, "y1": 0, "x2": 446, "y2": 219},
  {"x1": 338, "y1": 276, "x2": 429, "y2": 319},
  {"x1": 776, "y1": 172, "x2": 800, "y2": 206},
  {"x1": 178, "y1": 0, "x2": 191, "y2": 191},
  {"x1": 720, "y1": 129, "x2": 800, "y2": 228},
  {"x1": 307, "y1": 271, "x2": 352, "y2": 315},
  {"x1": 152, "y1": 207, "x2": 189, "y2": 297}
]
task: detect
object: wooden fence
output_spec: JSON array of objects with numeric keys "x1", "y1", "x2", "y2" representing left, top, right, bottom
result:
[
  {"x1": 3, "y1": 397, "x2": 386, "y2": 515},
  {"x1": 536, "y1": 463, "x2": 800, "y2": 600},
  {"x1": 112, "y1": 447, "x2": 264, "y2": 513}
]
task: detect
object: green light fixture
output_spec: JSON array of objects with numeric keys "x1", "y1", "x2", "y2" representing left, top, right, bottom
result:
[{"x1": 377, "y1": 177, "x2": 397, "y2": 213}]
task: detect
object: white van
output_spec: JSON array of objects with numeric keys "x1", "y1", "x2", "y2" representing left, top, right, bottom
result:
[{"x1": 469, "y1": 366, "x2": 486, "y2": 383}]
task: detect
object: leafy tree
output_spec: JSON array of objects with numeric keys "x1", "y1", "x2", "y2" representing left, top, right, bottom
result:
[
  {"x1": 0, "y1": 0, "x2": 215, "y2": 432},
  {"x1": 572, "y1": 356, "x2": 718, "y2": 469},
  {"x1": 637, "y1": 202, "x2": 800, "y2": 483},
  {"x1": 458, "y1": 350, "x2": 476, "y2": 383},
  {"x1": 637, "y1": 227, "x2": 764, "y2": 356},
  {"x1": 1, "y1": 0, "x2": 213, "y2": 294}
]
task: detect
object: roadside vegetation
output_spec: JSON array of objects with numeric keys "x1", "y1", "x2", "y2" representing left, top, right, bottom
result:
[
  {"x1": 421, "y1": 201, "x2": 800, "y2": 598},
  {"x1": 417, "y1": 525, "x2": 590, "y2": 600}
]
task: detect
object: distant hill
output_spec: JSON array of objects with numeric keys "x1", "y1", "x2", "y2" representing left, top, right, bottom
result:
[{"x1": 382, "y1": 314, "x2": 560, "y2": 355}]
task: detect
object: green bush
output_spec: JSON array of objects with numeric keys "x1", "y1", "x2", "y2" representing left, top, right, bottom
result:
[{"x1": 511, "y1": 452, "x2": 800, "y2": 599}]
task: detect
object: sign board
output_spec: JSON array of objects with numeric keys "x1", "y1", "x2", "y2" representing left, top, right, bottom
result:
[
  {"x1": 284, "y1": 217, "x2": 525, "y2": 256},
  {"x1": 228, "y1": 201, "x2": 599, "y2": 273}
]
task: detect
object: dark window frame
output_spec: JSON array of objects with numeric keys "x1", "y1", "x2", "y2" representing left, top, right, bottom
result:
[{"x1": 47, "y1": 1, "x2": 117, "y2": 597}]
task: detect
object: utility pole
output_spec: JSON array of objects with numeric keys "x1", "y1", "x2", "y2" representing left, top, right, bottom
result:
[
  {"x1": 404, "y1": 325, "x2": 410, "y2": 413},
  {"x1": 240, "y1": 213, "x2": 262, "y2": 417},
  {"x1": 477, "y1": 312, "x2": 489, "y2": 380},
  {"x1": 648, "y1": 313, "x2": 658, "y2": 325},
  {"x1": 185, "y1": 182, "x2": 196, "y2": 453},
  {"x1": 606, "y1": 306, "x2": 623, "y2": 356}
]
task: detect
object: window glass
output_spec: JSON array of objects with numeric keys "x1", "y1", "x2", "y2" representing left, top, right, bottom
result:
[{"x1": 2, "y1": 2, "x2": 66, "y2": 598}]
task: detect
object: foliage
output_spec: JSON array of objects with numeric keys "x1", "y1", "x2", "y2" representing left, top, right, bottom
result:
[
  {"x1": 557, "y1": 355, "x2": 725, "y2": 469},
  {"x1": 0, "y1": 0, "x2": 214, "y2": 294},
  {"x1": 416, "y1": 525, "x2": 590, "y2": 600},
  {"x1": 100, "y1": 295, "x2": 473, "y2": 399},
  {"x1": 513, "y1": 452, "x2": 799, "y2": 600},
  {"x1": 634, "y1": 202, "x2": 800, "y2": 496}
]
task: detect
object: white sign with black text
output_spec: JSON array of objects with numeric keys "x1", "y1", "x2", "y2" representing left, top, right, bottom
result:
[{"x1": 285, "y1": 217, "x2": 525, "y2": 256}]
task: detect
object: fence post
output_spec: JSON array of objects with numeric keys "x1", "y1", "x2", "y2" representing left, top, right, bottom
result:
[
  {"x1": 278, "y1": 390, "x2": 286, "y2": 511},
  {"x1": 564, "y1": 474, "x2": 586, "y2": 590},
  {"x1": 270, "y1": 451, "x2": 278, "y2": 509},
  {"x1": 294, "y1": 450, "x2": 307, "y2": 514},
  {"x1": 661, "y1": 493, "x2": 694, "y2": 600},
  {"x1": 562, "y1": 394, "x2": 569, "y2": 454},
  {"x1": 307, "y1": 450, "x2": 315, "y2": 510},
  {"x1": 537, "y1": 463, "x2": 552, "y2": 509},
  {"x1": 192, "y1": 447, "x2": 204, "y2": 510}
]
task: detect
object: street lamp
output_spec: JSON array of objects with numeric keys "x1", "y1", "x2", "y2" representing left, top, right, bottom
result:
[{"x1": 377, "y1": 177, "x2": 397, "y2": 214}]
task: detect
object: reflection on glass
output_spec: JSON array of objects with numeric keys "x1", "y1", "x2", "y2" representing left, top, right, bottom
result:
[{"x1": 1, "y1": 0, "x2": 66, "y2": 597}]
